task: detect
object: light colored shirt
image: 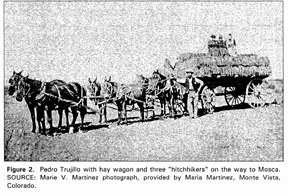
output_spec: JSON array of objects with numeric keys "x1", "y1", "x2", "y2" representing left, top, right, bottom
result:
[{"x1": 188, "y1": 78, "x2": 194, "y2": 91}]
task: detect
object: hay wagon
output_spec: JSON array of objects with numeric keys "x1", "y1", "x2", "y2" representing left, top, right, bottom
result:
[
  {"x1": 198, "y1": 74, "x2": 271, "y2": 114},
  {"x1": 161, "y1": 53, "x2": 272, "y2": 114}
]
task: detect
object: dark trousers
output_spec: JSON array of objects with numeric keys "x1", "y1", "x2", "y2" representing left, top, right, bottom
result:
[{"x1": 187, "y1": 91, "x2": 199, "y2": 118}]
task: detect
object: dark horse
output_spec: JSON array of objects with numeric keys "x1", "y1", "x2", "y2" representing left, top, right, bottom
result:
[
  {"x1": 35, "y1": 79, "x2": 87, "y2": 132},
  {"x1": 87, "y1": 77, "x2": 107, "y2": 124},
  {"x1": 13, "y1": 75, "x2": 46, "y2": 134},
  {"x1": 102, "y1": 76, "x2": 147, "y2": 125},
  {"x1": 8, "y1": 71, "x2": 47, "y2": 133},
  {"x1": 15, "y1": 75, "x2": 67, "y2": 134}
]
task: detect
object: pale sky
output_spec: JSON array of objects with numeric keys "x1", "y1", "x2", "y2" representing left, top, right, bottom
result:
[{"x1": 4, "y1": 2, "x2": 283, "y2": 84}]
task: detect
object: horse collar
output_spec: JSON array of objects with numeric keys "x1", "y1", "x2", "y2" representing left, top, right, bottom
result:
[
  {"x1": 53, "y1": 84, "x2": 61, "y2": 101},
  {"x1": 39, "y1": 81, "x2": 45, "y2": 92}
]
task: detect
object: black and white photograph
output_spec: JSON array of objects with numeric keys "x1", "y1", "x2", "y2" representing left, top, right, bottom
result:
[{"x1": 3, "y1": 1, "x2": 283, "y2": 162}]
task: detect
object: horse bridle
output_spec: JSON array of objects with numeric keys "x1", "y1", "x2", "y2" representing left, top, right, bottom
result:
[
  {"x1": 88, "y1": 82, "x2": 100, "y2": 103},
  {"x1": 104, "y1": 81, "x2": 114, "y2": 98},
  {"x1": 17, "y1": 78, "x2": 32, "y2": 98},
  {"x1": 9, "y1": 74, "x2": 22, "y2": 91}
]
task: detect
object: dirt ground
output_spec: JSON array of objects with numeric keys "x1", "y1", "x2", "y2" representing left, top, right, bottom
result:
[{"x1": 4, "y1": 80, "x2": 283, "y2": 161}]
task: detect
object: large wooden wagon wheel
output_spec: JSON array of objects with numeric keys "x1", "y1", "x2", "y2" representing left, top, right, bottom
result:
[
  {"x1": 201, "y1": 86, "x2": 216, "y2": 114},
  {"x1": 246, "y1": 78, "x2": 268, "y2": 108},
  {"x1": 224, "y1": 86, "x2": 245, "y2": 107}
]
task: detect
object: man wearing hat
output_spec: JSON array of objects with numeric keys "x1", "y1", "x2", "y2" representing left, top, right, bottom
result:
[
  {"x1": 185, "y1": 68, "x2": 204, "y2": 118},
  {"x1": 218, "y1": 35, "x2": 228, "y2": 56},
  {"x1": 208, "y1": 35, "x2": 219, "y2": 56},
  {"x1": 226, "y1": 33, "x2": 237, "y2": 56}
]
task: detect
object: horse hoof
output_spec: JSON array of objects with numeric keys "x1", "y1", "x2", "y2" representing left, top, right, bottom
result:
[
  {"x1": 68, "y1": 127, "x2": 74, "y2": 134},
  {"x1": 73, "y1": 127, "x2": 79, "y2": 133}
]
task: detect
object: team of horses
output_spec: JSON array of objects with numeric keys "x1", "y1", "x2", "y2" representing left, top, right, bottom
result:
[{"x1": 7, "y1": 70, "x2": 189, "y2": 135}]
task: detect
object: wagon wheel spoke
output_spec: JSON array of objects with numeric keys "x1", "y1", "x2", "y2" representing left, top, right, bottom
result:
[
  {"x1": 228, "y1": 95, "x2": 236, "y2": 106},
  {"x1": 239, "y1": 94, "x2": 245, "y2": 101},
  {"x1": 227, "y1": 97, "x2": 233, "y2": 105},
  {"x1": 225, "y1": 86, "x2": 245, "y2": 107},
  {"x1": 232, "y1": 97, "x2": 237, "y2": 106},
  {"x1": 226, "y1": 87, "x2": 235, "y2": 93},
  {"x1": 248, "y1": 85, "x2": 255, "y2": 94},
  {"x1": 234, "y1": 97, "x2": 239, "y2": 105},
  {"x1": 201, "y1": 86, "x2": 216, "y2": 114},
  {"x1": 237, "y1": 94, "x2": 245, "y2": 104},
  {"x1": 226, "y1": 95, "x2": 233, "y2": 101},
  {"x1": 246, "y1": 78, "x2": 267, "y2": 108}
]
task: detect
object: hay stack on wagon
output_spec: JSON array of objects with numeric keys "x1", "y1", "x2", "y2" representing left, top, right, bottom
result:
[{"x1": 160, "y1": 53, "x2": 272, "y2": 79}]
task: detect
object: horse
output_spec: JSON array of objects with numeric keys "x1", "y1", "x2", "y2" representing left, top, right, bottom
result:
[
  {"x1": 146, "y1": 70, "x2": 170, "y2": 117},
  {"x1": 13, "y1": 75, "x2": 47, "y2": 134},
  {"x1": 151, "y1": 70, "x2": 188, "y2": 117},
  {"x1": 35, "y1": 80, "x2": 87, "y2": 132},
  {"x1": 102, "y1": 76, "x2": 147, "y2": 125},
  {"x1": 165, "y1": 75, "x2": 188, "y2": 117},
  {"x1": 87, "y1": 77, "x2": 107, "y2": 124}
]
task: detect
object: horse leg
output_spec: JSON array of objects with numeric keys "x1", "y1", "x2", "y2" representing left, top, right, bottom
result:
[
  {"x1": 151, "y1": 100, "x2": 155, "y2": 119},
  {"x1": 36, "y1": 106, "x2": 45, "y2": 135},
  {"x1": 71, "y1": 108, "x2": 78, "y2": 125},
  {"x1": 104, "y1": 104, "x2": 107, "y2": 124},
  {"x1": 80, "y1": 107, "x2": 86, "y2": 129},
  {"x1": 151, "y1": 107, "x2": 155, "y2": 119},
  {"x1": 171, "y1": 97, "x2": 175, "y2": 118},
  {"x1": 139, "y1": 103, "x2": 144, "y2": 122},
  {"x1": 36, "y1": 108, "x2": 42, "y2": 133},
  {"x1": 117, "y1": 102, "x2": 122, "y2": 125},
  {"x1": 28, "y1": 104, "x2": 36, "y2": 133},
  {"x1": 65, "y1": 109, "x2": 69, "y2": 126},
  {"x1": 167, "y1": 96, "x2": 174, "y2": 118},
  {"x1": 98, "y1": 104, "x2": 102, "y2": 124},
  {"x1": 160, "y1": 98, "x2": 164, "y2": 116},
  {"x1": 70, "y1": 108, "x2": 78, "y2": 132},
  {"x1": 164, "y1": 98, "x2": 167, "y2": 115},
  {"x1": 123, "y1": 101, "x2": 128, "y2": 124},
  {"x1": 164, "y1": 96, "x2": 170, "y2": 118},
  {"x1": 145, "y1": 103, "x2": 148, "y2": 119},
  {"x1": 65, "y1": 108, "x2": 69, "y2": 132},
  {"x1": 40, "y1": 108, "x2": 46, "y2": 135},
  {"x1": 47, "y1": 108, "x2": 54, "y2": 133},
  {"x1": 57, "y1": 109, "x2": 63, "y2": 131}
]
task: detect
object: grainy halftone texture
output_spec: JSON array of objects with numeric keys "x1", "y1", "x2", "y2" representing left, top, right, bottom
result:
[
  {"x1": 4, "y1": 2, "x2": 283, "y2": 162},
  {"x1": 4, "y1": 2, "x2": 282, "y2": 85}
]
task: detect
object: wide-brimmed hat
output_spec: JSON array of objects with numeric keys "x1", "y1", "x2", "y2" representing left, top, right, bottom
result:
[{"x1": 185, "y1": 68, "x2": 194, "y2": 73}]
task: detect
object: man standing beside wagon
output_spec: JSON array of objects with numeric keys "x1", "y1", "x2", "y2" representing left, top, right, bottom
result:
[{"x1": 184, "y1": 68, "x2": 204, "y2": 119}]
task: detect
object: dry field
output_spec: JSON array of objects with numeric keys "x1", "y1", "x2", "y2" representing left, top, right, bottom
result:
[{"x1": 4, "y1": 80, "x2": 283, "y2": 161}]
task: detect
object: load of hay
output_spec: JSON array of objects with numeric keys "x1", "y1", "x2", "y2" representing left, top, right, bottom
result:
[{"x1": 159, "y1": 53, "x2": 272, "y2": 78}]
